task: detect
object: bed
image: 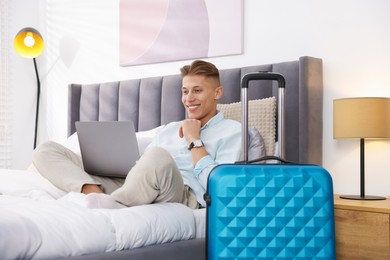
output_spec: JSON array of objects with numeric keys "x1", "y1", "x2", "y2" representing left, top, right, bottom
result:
[{"x1": 0, "y1": 56, "x2": 323, "y2": 259}]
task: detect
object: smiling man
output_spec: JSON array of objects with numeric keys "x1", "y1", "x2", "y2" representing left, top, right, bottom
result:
[
  {"x1": 111, "y1": 60, "x2": 242, "y2": 208},
  {"x1": 33, "y1": 60, "x2": 242, "y2": 209}
]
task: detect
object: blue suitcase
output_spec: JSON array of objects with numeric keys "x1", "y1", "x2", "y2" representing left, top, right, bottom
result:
[{"x1": 205, "y1": 72, "x2": 336, "y2": 259}]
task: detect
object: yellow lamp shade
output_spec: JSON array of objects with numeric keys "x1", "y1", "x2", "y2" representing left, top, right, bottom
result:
[
  {"x1": 14, "y1": 27, "x2": 44, "y2": 58},
  {"x1": 333, "y1": 97, "x2": 390, "y2": 140}
]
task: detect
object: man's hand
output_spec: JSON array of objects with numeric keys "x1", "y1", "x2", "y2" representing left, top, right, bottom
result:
[
  {"x1": 179, "y1": 119, "x2": 208, "y2": 166},
  {"x1": 179, "y1": 119, "x2": 202, "y2": 142}
]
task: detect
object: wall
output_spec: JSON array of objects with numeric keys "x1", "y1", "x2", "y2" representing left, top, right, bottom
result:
[
  {"x1": 8, "y1": 0, "x2": 45, "y2": 168},
  {"x1": 9, "y1": 0, "x2": 390, "y2": 197}
]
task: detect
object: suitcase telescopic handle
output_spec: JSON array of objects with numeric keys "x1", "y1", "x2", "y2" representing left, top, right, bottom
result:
[{"x1": 241, "y1": 72, "x2": 286, "y2": 162}]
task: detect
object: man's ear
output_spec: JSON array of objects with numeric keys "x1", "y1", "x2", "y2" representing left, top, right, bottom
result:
[{"x1": 215, "y1": 86, "x2": 224, "y2": 100}]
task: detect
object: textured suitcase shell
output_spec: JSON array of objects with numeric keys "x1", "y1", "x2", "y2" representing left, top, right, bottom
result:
[
  {"x1": 205, "y1": 72, "x2": 335, "y2": 259},
  {"x1": 206, "y1": 164, "x2": 336, "y2": 259}
]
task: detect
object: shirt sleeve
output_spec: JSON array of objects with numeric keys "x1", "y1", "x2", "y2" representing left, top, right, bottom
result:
[
  {"x1": 193, "y1": 123, "x2": 242, "y2": 189},
  {"x1": 193, "y1": 155, "x2": 217, "y2": 189}
]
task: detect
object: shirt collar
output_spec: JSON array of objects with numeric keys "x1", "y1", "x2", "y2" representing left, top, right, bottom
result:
[{"x1": 201, "y1": 111, "x2": 224, "y2": 130}]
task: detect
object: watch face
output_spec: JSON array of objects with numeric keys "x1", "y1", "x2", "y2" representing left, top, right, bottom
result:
[
  {"x1": 193, "y1": 140, "x2": 203, "y2": 147},
  {"x1": 188, "y1": 139, "x2": 204, "y2": 150}
]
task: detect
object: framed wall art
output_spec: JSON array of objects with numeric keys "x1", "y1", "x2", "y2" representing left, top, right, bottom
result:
[{"x1": 119, "y1": 0, "x2": 243, "y2": 66}]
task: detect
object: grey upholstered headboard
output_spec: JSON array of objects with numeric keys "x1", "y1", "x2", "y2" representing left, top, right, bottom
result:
[{"x1": 68, "y1": 56, "x2": 323, "y2": 165}]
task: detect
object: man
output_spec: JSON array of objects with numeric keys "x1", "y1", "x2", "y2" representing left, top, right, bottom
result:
[{"x1": 32, "y1": 60, "x2": 242, "y2": 209}]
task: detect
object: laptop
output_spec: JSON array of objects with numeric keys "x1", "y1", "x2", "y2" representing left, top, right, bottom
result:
[{"x1": 75, "y1": 121, "x2": 140, "y2": 178}]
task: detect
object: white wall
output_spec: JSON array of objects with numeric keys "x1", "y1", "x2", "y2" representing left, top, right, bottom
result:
[
  {"x1": 9, "y1": 0, "x2": 45, "y2": 168},
  {"x1": 10, "y1": 0, "x2": 390, "y2": 197}
]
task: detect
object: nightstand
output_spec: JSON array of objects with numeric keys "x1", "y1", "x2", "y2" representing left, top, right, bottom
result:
[{"x1": 334, "y1": 195, "x2": 390, "y2": 259}]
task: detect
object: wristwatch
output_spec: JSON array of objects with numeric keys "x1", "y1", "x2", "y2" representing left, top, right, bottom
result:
[{"x1": 188, "y1": 139, "x2": 204, "y2": 151}]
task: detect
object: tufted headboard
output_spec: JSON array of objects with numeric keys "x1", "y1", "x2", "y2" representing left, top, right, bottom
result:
[{"x1": 68, "y1": 56, "x2": 323, "y2": 165}]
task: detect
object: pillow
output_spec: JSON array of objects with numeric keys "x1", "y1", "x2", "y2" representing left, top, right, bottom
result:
[
  {"x1": 0, "y1": 169, "x2": 66, "y2": 198},
  {"x1": 217, "y1": 97, "x2": 276, "y2": 156},
  {"x1": 135, "y1": 125, "x2": 165, "y2": 154},
  {"x1": 63, "y1": 132, "x2": 81, "y2": 155},
  {"x1": 246, "y1": 127, "x2": 266, "y2": 160}
]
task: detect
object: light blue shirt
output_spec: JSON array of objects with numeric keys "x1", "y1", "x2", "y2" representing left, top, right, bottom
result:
[{"x1": 146, "y1": 111, "x2": 241, "y2": 207}]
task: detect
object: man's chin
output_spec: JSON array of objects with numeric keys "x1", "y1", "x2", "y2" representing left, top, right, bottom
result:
[{"x1": 186, "y1": 114, "x2": 200, "y2": 120}]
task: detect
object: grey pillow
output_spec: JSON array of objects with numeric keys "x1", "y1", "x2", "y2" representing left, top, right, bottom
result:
[{"x1": 238, "y1": 127, "x2": 266, "y2": 161}]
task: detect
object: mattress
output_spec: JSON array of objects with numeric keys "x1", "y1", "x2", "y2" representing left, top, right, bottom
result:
[{"x1": 0, "y1": 169, "x2": 206, "y2": 259}]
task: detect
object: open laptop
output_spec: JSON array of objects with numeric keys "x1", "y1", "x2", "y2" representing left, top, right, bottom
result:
[{"x1": 75, "y1": 121, "x2": 140, "y2": 178}]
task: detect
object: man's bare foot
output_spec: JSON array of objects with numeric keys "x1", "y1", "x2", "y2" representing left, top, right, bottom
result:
[
  {"x1": 81, "y1": 184, "x2": 104, "y2": 194},
  {"x1": 85, "y1": 193, "x2": 126, "y2": 209}
]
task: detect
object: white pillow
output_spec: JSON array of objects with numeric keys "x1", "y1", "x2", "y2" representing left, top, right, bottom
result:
[
  {"x1": 0, "y1": 169, "x2": 66, "y2": 198},
  {"x1": 217, "y1": 97, "x2": 276, "y2": 156},
  {"x1": 63, "y1": 132, "x2": 81, "y2": 155},
  {"x1": 135, "y1": 125, "x2": 165, "y2": 154}
]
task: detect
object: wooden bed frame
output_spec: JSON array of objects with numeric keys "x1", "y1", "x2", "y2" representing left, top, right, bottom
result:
[{"x1": 66, "y1": 56, "x2": 323, "y2": 259}]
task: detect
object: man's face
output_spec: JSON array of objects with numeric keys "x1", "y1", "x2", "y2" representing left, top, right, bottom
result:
[{"x1": 181, "y1": 75, "x2": 223, "y2": 126}]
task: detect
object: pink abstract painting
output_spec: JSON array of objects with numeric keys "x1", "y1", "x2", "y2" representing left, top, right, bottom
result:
[{"x1": 119, "y1": 0, "x2": 242, "y2": 66}]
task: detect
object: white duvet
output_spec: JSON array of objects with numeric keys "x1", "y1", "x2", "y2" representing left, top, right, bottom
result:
[{"x1": 0, "y1": 169, "x2": 206, "y2": 259}]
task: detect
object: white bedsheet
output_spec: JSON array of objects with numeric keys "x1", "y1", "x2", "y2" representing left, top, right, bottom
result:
[{"x1": 0, "y1": 169, "x2": 206, "y2": 259}]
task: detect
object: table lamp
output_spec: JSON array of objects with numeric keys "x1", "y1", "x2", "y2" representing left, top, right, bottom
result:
[
  {"x1": 14, "y1": 27, "x2": 44, "y2": 149},
  {"x1": 333, "y1": 97, "x2": 390, "y2": 200}
]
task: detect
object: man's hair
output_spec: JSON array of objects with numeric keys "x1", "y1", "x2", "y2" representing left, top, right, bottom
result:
[{"x1": 180, "y1": 60, "x2": 220, "y2": 85}]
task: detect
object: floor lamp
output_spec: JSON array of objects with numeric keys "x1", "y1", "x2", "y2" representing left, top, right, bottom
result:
[
  {"x1": 333, "y1": 97, "x2": 390, "y2": 200},
  {"x1": 14, "y1": 27, "x2": 44, "y2": 149}
]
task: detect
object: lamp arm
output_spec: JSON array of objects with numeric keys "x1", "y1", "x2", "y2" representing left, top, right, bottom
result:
[{"x1": 33, "y1": 58, "x2": 40, "y2": 149}]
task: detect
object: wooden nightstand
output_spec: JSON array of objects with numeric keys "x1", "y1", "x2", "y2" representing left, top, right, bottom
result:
[{"x1": 334, "y1": 195, "x2": 390, "y2": 259}]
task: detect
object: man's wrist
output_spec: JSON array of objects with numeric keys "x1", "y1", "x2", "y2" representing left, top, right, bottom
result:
[{"x1": 188, "y1": 139, "x2": 204, "y2": 151}]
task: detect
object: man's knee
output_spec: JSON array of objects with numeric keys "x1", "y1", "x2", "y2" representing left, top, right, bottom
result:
[
  {"x1": 142, "y1": 147, "x2": 174, "y2": 165},
  {"x1": 32, "y1": 141, "x2": 63, "y2": 163},
  {"x1": 139, "y1": 147, "x2": 179, "y2": 181}
]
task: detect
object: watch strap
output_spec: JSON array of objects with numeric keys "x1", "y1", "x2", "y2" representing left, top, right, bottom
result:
[{"x1": 188, "y1": 139, "x2": 204, "y2": 151}]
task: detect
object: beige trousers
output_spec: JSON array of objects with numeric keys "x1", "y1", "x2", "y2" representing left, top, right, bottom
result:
[{"x1": 32, "y1": 141, "x2": 198, "y2": 209}]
